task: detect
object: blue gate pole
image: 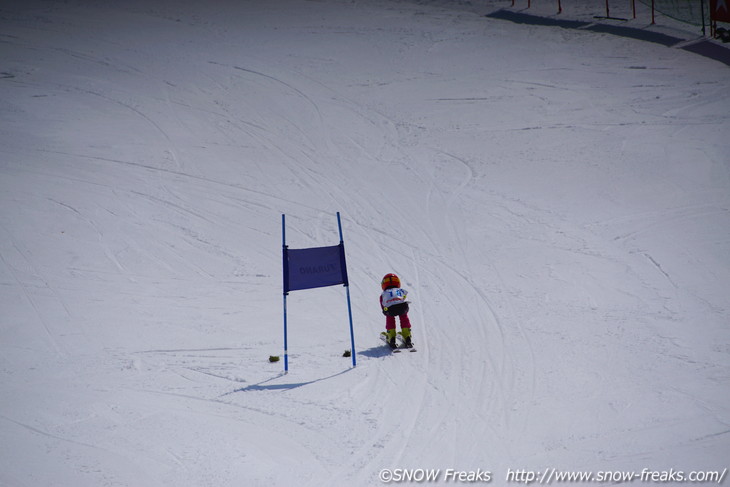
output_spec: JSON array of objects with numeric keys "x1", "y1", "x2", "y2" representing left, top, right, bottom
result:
[
  {"x1": 282, "y1": 214, "x2": 289, "y2": 372},
  {"x1": 337, "y1": 212, "x2": 356, "y2": 367},
  {"x1": 345, "y1": 287, "x2": 356, "y2": 367}
]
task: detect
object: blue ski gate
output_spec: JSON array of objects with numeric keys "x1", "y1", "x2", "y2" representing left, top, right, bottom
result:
[{"x1": 281, "y1": 212, "x2": 356, "y2": 371}]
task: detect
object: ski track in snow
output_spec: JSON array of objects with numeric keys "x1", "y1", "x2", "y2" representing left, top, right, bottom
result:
[{"x1": 1, "y1": 0, "x2": 729, "y2": 485}]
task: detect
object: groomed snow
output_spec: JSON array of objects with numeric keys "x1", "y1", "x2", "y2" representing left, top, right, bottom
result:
[{"x1": 1, "y1": 0, "x2": 728, "y2": 485}]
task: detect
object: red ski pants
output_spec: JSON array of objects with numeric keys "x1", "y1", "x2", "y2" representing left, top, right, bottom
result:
[{"x1": 386, "y1": 313, "x2": 411, "y2": 331}]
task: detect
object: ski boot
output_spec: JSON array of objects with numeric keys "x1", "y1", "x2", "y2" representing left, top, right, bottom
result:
[
  {"x1": 386, "y1": 329, "x2": 398, "y2": 349},
  {"x1": 401, "y1": 328, "x2": 413, "y2": 348}
]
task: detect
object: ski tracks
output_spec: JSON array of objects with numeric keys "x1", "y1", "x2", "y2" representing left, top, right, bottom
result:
[
  {"x1": 0, "y1": 222, "x2": 70, "y2": 357},
  {"x1": 420, "y1": 154, "x2": 539, "y2": 461}
]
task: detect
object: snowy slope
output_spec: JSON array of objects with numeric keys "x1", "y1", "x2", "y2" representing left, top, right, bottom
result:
[{"x1": 1, "y1": 0, "x2": 729, "y2": 485}]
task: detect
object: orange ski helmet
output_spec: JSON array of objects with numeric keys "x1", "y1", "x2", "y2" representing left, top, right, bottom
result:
[{"x1": 381, "y1": 273, "x2": 401, "y2": 290}]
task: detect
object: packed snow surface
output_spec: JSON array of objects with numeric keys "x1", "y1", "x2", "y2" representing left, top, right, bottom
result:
[{"x1": 1, "y1": 0, "x2": 728, "y2": 485}]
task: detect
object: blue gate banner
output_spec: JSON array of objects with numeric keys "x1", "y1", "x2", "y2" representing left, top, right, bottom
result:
[{"x1": 283, "y1": 243, "x2": 349, "y2": 293}]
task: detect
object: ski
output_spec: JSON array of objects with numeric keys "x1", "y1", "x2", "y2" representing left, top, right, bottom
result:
[
  {"x1": 380, "y1": 332, "x2": 402, "y2": 352},
  {"x1": 397, "y1": 331, "x2": 417, "y2": 352},
  {"x1": 380, "y1": 332, "x2": 417, "y2": 353}
]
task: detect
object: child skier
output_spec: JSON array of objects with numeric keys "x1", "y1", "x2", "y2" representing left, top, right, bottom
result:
[{"x1": 380, "y1": 273, "x2": 413, "y2": 349}]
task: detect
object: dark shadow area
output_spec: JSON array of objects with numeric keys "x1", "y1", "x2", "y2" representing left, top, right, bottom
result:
[
  {"x1": 486, "y1": 9, "x2": 730, "y2": 67},
  {"x1": 584, "y1": 23, "x2": 682, "y2": 46},
  {"x1": 681, "y1": 40, "x2": 730, "y2": 66},
  {"x1": 357, "y1": 343, "x2": 393, "y2": 359},
  {"x1": 223, "y1": 368, "x2": 353, "y2": 394},
  {"x1": 486, "y1": 9, "x2": 589, "y2": 29}
]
